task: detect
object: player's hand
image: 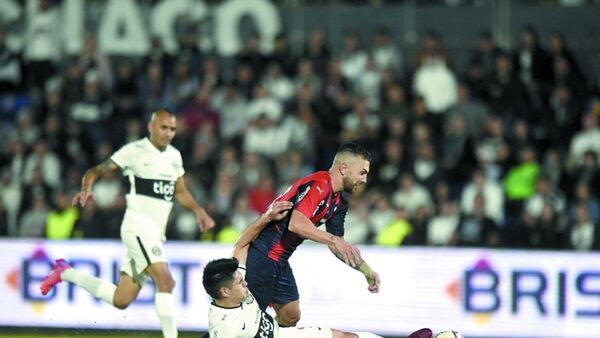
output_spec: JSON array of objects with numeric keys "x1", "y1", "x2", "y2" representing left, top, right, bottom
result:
[
  {"x1": 72, "y1": 190, "x2": 94, "y2": 207},
  {"x1": 265, "y1": 201, "x2": 293, "y2": 222},
  {"x1": 196, "y1": 209, "x2": 216, "y2": 232},
  {"x1": 365, "y1": 270, "x2": 381, "y2": 293},
  {"x1": 331, "y1": 236, "x2": 362, "y2": 268}
]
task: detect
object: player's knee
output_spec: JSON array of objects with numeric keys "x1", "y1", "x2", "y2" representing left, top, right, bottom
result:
[{"x1": 155, "y1": 276, "x2": 175, "y2": 292}]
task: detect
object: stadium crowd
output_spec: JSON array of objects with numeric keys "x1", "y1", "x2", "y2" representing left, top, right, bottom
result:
[{"x1": 1, "y1": 5, "x2": 599, "y2": 251}]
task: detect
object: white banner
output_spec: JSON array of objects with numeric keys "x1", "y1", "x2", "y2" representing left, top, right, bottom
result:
[{"x1": 1, "y1": 239, "x2": 599, "y2": 337}]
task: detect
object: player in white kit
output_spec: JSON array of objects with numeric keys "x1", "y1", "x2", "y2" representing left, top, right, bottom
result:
[{"x1": 40, "y1": 109, "x2": 215, "y2": 338}]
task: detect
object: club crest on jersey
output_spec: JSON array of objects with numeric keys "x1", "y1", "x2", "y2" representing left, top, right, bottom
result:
[
  {"x1": 153, "y1": 181, "x2": 175, "y2": 201},
  {"x1": 152, "y1": 246, "x2": 162, "y2": 256}
]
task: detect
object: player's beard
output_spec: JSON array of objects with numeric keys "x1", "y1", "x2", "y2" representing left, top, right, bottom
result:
[{"x1": 342, "y1": 176, "x2": 358, "y2": 193}]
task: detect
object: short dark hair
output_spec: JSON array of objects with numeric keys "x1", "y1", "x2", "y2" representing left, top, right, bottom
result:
[
  {"x1": 202, "y1": 257, "x2": 239, "y2": 299},
  {"x1": 337, "y1": 142, "x2": 371, "y2": 162}
]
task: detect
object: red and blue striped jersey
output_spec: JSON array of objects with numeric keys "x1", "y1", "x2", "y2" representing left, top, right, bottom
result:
[{"x1": 252, "y1": 171, "x2": 348, "y2": 262}]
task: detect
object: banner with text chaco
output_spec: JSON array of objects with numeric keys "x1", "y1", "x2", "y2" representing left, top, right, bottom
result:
[{"x1": 1, "y1": 239, "x2": 598, "y2": 337}]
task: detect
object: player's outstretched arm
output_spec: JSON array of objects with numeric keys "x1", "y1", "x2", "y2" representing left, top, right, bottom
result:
[
  {"x1": 233, "y1": 201, "x2": 293, "y2": 265},
  {"x1": 72, "y1": 159, "x2": 119, "y2": 207},
  {"x1": 289, "y1": 210, "x2": 362, "y2": 267},
  {"x1": 174, "y1": 176, "x2": 215, "y2": 232},
  {"x1": 328, "y1": 246, "x2": 381, "y2": 293}
]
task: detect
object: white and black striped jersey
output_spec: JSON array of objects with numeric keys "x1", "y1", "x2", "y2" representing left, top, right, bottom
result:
[
  {"x1": 111, "y1": 137, "x2": 184, "y2": 235},
  {"x1": 208, "y1": 268, "x2": 277, "y2": 338}
]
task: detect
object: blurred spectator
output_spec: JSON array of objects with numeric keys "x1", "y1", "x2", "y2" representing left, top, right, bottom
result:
[
  {"x1": 567, "y1": 204, "x2": 599, "y2": 251},
  {"x1": 378, "y1": 84, "x2": 410, "y2": 122},
  {"x1": 446, "y1": 83, "x2": 489, "y2": 140},
  {"x1": 178, "y1": 27, "x2": 204, "y2": 78},
  {"x1": 183, "y1": 86, "x2": 220, "y2": 135},
  {"x1": 339, "y1": 32, "x2": 368, "y2": 83},
  {"x1": 23, "y1": 139, "x2": 61, "y2": 188},
  {"x1": 568, "y1": 182, "x2": 600, "y2": 224},
  {"x1": 427, "y1": 200, "x2": 460, "y2": 246},
  {"x1": 567, "y1": 112, "x2": 600, "y2": 169},
  {"x1": 461, "y1": 169, "x2": 505, "y2": 225},
  {"x1": 451, "y1": 193, "x2": 500, "y2": 247},
  {"x1": 372, "y1": 26, "x2": 403, "y2": 76},
  {"x1": 270, "y1": 34, "x2": 295, "y2": 77},
  {"x1": 441, "y1": 114, "x2": 477, "y2": 185},
  {"x1": 372, "y1": 138, "x2": 408, "y2": 193},
  {"x1": 247, "y1": 172, "x2": 277, "y2": 215},
  {"x1": 513, "y1": 26, "x2": 553, "y2": 110},
  {"x1": 524, "y1": 175, "x2": 567, "y2": 224},
  {"x1": 18, "y1": 195, "x2": 49, "y2": 238},
  {"x1": 295, "y1": 58, "x2": 322, "y2": 97},
  {"x1": 355, "y1": 56, "x2": 382, "y2": 111},
  {"x1": 229, "y1": 193, "x2": 259, "y2": 234},
  {"x1": 412, "y1": 47, "x2": 457, "y2": 116},
  {"x1": 0, "y1": 27, "x2": 22, "y2": 92},
  {"x1": 138, "y1": 60, "x2": 167, "y2": 115},
  {"x1": 403, "y1": 206, "x2": 430, "y2": 246},
  {"x1": 469, "y1": 31, "x2": 501, "y2": 78},
  {"x1": 276, "y1": 149, "x2": 313, "y2": 191},
  {"x1": 69, "y1": 71, "x2": 113, "y2": 143},
  {"x1": 0, "y1": 172, "x2": 21, "y2": 236},
  {"x1": 163, "y1": 57, "x2": 199, "y2": 111},
  {"x1": 73, "y1": 199, "x2": 103, "y2": 239},
  {"x1": 112, "y1": 61, "x2": 141, "y2": 123},
  {"x1": 375, "y1": 206, "x2": 412, "y2": 247},
  {"x1": 212, "y1": 83, "x2": 248, "y2": 145},
  {"x1": 263, "y1": 62, "x2": 294, "y2": 103},
  {"x1": 570, "y1": 150, "x2": 600, "y2": 198},
  {"x1": 503, "y1": 146, "x2": 540, "y2": 226},
  {"x1": 45, "y1": 190, "x2": 79, "y2": 239},
  {"x1": 544, "y1": 84, "x2": 582, "y2": 146},
  {"x1": 343, "y1": 197, "x2": 371, "y2": 244},
  {"x1": 525, "y1": 204, "x2": 565, "y2": 249},
  {"x1": 0, "y1": 196, "x2": 8, "y2": 236},
  {"x1": 303, "y1": 28, "x2": 331, "y2": 76},
  {"x1": 79, "y1": 33, "x2": 113, "y2": 89},
  {"x1": 548, "y1": 31, "x2": 582, "y2": 81},
  {"x1": 391, "y1": 172, "x2": 434, "y2": 218},
  {"x1": 411, "y1": 142, "x2": 443, "y2": 192},
  {"x1": 486, "y1": 53, "x2": 529, "y2": 117},
  {"x1": 23, "y1": 0, "x2": 60, "y2": 91},
  {"x1": 475, "y1": 115, "x2": 510, "y2": 181},
  {"x1": 237, "y1": 33, "x2": 266, "y2": 77},
  {"x1": 340, "y1": 97, "x2": 381, "y2": 146},
  {"x1": 367, "y1": 192, "x2": 395, "y2": 242}
]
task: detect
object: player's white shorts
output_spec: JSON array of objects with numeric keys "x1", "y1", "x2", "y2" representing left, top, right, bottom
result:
[
  {"x1": 279, "y1": 326, "x2": 333, "y2": 338},
  {"x1": 120, "y1": 226, "x2": 167, "y2": 286}
]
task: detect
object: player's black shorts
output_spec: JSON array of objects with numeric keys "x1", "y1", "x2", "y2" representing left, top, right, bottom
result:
[{"x1": 245, "y1": 244, "x2": 299, "y2": 310}]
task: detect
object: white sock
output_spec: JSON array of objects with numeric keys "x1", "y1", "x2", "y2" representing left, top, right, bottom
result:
[
  {"x1": 155, "y1": 292, "x2": 178, "y2": 338},
  {"x1": 355, "y1": 332, "x2": 383, "y2": 338},
  {"x1": 61, "y1": 268, "x2": 116, "y2": 305}
]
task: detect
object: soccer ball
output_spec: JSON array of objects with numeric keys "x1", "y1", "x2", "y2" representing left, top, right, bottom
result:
[{"x1": 433, "y1": 331, "x2": 464, "y2": 338}]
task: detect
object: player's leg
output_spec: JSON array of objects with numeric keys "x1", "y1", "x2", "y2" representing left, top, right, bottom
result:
[
  {"x1": 145, "y1": 260, "x2": 177, "y2": 338},
  {"x1": 40, "y1": 259, "x2": 117, "y2": 306},
  {"x1": 272, "y1": 260, "x2": 300, "y2": 327},
  {"x1": 112, "y1": 272, "x2": 143, "y2": 309},
  {"x1": 244, "y1": 245, "x2": 279, "y2": 310}
]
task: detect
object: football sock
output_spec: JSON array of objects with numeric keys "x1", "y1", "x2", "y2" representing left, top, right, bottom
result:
[
  {"x1": 61, "y1": 268, "x2": 116, "y2": 305},
  {"x1": 155, "y1": 292, "x2": 178, "y2": 338}
]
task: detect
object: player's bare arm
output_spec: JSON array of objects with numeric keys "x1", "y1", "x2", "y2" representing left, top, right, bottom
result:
[
  {"x1": 329, "y1": 246, "x2": 381, "y2": 293},
  {"x1": 289, "y1": 210, "x2": 362, "y2": 267},
  {"x1": 72, "y1": 159, "x2": 119, "y2": 207},
  {"x1": 233, "y1": 201, "x2": 293, "y2": 265},
  {"x1": 174, "y1": 176, "x2": 215, "y2": 232}
]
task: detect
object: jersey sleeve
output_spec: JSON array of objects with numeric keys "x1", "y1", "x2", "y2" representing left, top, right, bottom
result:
[
  {"x1": 174, "y1": 150, "x2": 185, "y2": 178},
  {"x1": 110, "y1": 143, "x2": 133, "y2": 169},
  {"x1": 326, "y1": 193, "x2": 348, "y2": 236},
  {"x1": 294, "y1": 180, "x2": 328, "y2": 220}
]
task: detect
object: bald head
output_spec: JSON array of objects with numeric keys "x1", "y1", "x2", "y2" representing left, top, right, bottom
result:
[{"x1": 148, "y1": 109, "x2": 177, "y2": 151}]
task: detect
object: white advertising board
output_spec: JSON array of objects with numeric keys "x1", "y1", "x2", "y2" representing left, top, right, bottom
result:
[{"x1": 0, "y1": 239, "x2": 598, "y2": 337}]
